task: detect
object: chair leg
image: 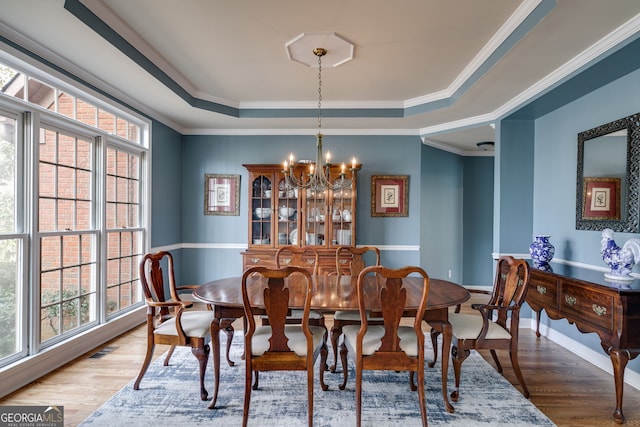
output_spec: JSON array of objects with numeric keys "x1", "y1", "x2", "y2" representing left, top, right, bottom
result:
[
  {"x1": 409, "y1": 371, "x2": 417, "y2": 391},
  {"x1": 417, "y1": 366, "x2": 428, "y2": 427},
  {"x1": 320, "y1": 341, "x2": 329, "y2": 391},
  {"x1": 192, "y1": 344, "x2": 210, "y2": 401},
  {"x1": 321, "y1": 323, "x2": 330, "y2": 371},
  {"x1": 338, "y1": 341, "x2": 349, "y2": 390},
  {"x1": 510, "y1": 349, "x2": 530, "y2": 398},
  {"x1": 428, "y1": 328, "x2": 440, "y2": 368},
  {"x1": 222, "y1": 319, "x2": 235, "y2": 366},
  {"x1": 355, "y1": 361, "x2": 363, "y2": 427},
  {"x1": 252, "y1": 371, "x2": 260, "y2": 390},
  {"x1": 329, "y1": 322, "x2": 342, "y2": 373},
  {"x1": 133, "y1": 341, "x2": 155, "y2": 390},
  {"x1": 164, "y1": 345, "x2": 176, "y2": 366},
  {"x1": 308, "y1": 359, "x2": 315, "y2": 427},
  {"x1": 450, "y1": 344, "x2": 470, "y2": 402},
  {"x1": 243, "y1": 365, "x2": 253, "y2": 427},
  {"x1": 490, "y1": 349, "x2": 503, "y2": 373}
]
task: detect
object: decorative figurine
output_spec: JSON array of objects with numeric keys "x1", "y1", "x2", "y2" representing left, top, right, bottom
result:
[{"x1": 600, "y1": 228, "x2": 640, "y2": 281}]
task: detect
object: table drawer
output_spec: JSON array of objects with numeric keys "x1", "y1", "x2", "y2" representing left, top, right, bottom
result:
[
  {"x1": 528, "y1": 272, "x2": 559, "y2": 310},
  {"x1": 560, "y1": 283, "x2": 614, "y2": 330},
  {"x1": 243, "y1": 254, "x2": 275, "y2": 268}
]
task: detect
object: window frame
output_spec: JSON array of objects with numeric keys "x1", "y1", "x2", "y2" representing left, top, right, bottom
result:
[
  {"x1": 0, "y1": 108, "x2": 28, "y2": 366},
  {"x1": 0, "y1": 49, "x2": 151, "y2": 365}
]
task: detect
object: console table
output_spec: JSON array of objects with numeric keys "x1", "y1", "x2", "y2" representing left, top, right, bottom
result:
[{"x1": 527, "y1": 262, "x2": 640, "y2": 424}]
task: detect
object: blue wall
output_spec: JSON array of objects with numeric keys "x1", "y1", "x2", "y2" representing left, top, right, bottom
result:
[
  {"x1": 168, "y1": 133, "x2": 496, "y2": 286},
  {"x1": 149, "y1": 122, "x2": 184, "y2": 278},
  {"x1": 533, "y1": 67, "x2": 640, "y2": 266},
  {"x1": 498, "y1": 61, "x2": 640, "y2": 372},
  {"x1": 463, "y1": 156, "x2": 495, "y2": 286},
  {"x1": 150, "y1": 121, "x2": 183, "y2": 248},
  {"x1": 175, "y1": 134, "x2": 429, "y2": 284},
  {"x1": 494, "y1": 119, "x2": 535, "y2": 254},
  {"x1": 532, "y1": 66, "x2": 640, "y2": 371},
  {"x1": 420, "y1": 146, "x2": 463, "y2": 282}
]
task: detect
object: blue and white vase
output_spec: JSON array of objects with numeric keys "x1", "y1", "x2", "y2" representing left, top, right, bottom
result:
[{"x1": 529, "y1": 235, "x2": 555, "y2": 270}]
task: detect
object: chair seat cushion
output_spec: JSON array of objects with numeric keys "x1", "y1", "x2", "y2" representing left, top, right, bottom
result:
[
  {"x1": 342, "y1": 324, "x2": 419, "y2": 356},
  {"x1": 251, "y1": 325, "x2": 326, "y2": 356},
  {"x1": 449, "y1": 312, "x2": 512, "y2": 340},
  {"x1": 154, "y1": 311, "x2": 214, "y2": 339},
  {"x1": 289, "y1": 309, "x2": 324, "y2": 319},
  {"x1": 333, "y1": 310, "x2": 382, "y2": 321}
]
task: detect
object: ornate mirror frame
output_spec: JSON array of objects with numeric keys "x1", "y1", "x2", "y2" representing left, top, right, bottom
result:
[{"x1": 576, "y1": 112, "x2": 640, "y2": 232}]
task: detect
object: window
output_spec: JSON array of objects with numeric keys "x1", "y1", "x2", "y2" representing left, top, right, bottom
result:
[
  {"x1": 106, "y1": 147, "x2": 143, "y2": 315},
  {"x1": 0, "y1": 53, "x2": 149, "y2": 365},
  {"x1": 0, "y1": 111, "x2": 24, "y2": 363},
  {"x1": 38, "y1": 128, "x2": 97, "y2": 343}
]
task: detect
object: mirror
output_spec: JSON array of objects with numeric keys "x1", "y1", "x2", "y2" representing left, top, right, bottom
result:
[{"x1": 576, "y1": 112, "x2": 640, "y2": 232}]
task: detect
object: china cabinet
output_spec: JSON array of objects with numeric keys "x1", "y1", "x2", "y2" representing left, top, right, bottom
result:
[{"x1": 241, "y1": 163, "x2": 360, "y2": 274}]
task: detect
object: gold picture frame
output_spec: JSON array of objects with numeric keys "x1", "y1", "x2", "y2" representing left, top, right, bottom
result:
[
  {"x1": 371, "y1": 175, "x2": 409, "y2": 217},
  {"x1": 582, "y1": 176, "x2": 621, "y2": 220},
  {"x1": 204, "y1": 174, "x2": 240, "y2": 216}
]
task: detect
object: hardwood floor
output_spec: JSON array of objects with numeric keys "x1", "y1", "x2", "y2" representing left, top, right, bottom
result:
[{"x1": 2, "y1": 303, "x2": 640, "y2": 426}]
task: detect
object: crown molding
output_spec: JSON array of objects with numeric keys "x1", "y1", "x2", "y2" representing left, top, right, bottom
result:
[{"x1": 0, "y1": 21, "x2": 184, "y2": 132}]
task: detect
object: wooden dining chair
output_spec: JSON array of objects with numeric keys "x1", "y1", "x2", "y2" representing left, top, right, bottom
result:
[
  {"x1": 241, "y1": 266, "x2": 329, "y2": 427},
  {"x1": 338, "y1": 265, "x2": 430, "y2": 427},
  {"x1": 134, "y1": 251, "x2": 215, "y2": 401},
  {"x1": 272, "y1": 245, "x2": 325, "y2": 327},
  {"x1": 275, "y1": 245, "x2": 320, "y2": 275},
  {"x1": 329, "y1": 245, "x2": 382, "y2": 372},
  {"x1": 170, "y1": 285, "x2": 236, "y2": 369},
  {"x1": 437, "y1": 256, "x2": 531, "y2": 402}
]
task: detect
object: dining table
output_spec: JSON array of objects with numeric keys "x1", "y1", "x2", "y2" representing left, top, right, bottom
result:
[{"x1": 193, "y1": 273, "x2": 470, "y2": 412}]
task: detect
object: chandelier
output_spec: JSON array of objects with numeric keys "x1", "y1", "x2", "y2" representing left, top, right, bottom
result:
[{"x1": 283, "y1": 48, "x2": 356, "y2": 191}]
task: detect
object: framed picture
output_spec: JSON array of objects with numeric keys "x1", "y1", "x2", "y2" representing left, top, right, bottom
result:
[
  {"x1": 205, "y1": 174, "x2": 240, "y2": 216},
  {"x1": 582, "y1": 177, "x2": 620, "y2": 220},
  {"x1": 371, "y1": 175, "x2": 409, "y2": 217}
]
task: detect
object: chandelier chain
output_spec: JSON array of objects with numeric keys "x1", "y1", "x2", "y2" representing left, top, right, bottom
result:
[
  {"x1": 317, "y1": 52, "x2": 322, "y2": 131},
  {"x1": 283, "y1": 47, "x2": 356, "y2": 191}
]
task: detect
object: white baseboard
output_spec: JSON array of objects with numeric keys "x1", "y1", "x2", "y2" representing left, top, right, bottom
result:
[
  {"x1": 526, "y1": 316, "x2": 640, "y2": 391},
  {"x1": 0, "y1": 307, "x2": 146, "y2": 399}
]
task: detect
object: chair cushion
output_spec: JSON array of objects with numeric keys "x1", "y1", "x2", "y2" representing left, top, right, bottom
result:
[
  {"x1": 154, "y1": 311, "x2": 214, "y2": 339},
  {"x1": 342, "y1": 324, "x2": 419, "y2": 357},
  {"x1": 333, "y1": 310, "x2": 383, "y2": 321},
  {"x1": 449, "y1": 312, "x2": 512, "y2": 340},
  {"x1": 289, "y1": 309, "x2": 324, "y2": 319},
  {"x1": 251, "y1": 324, "x2": 326, "y2": 356}
]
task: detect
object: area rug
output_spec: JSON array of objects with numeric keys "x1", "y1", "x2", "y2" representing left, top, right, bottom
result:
[{"x1": 80, "y1": 333, "x2": 555, "y2": 426}]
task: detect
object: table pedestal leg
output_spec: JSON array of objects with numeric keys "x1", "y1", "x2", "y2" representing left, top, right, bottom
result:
[{"x1": 207, "y1": 318, "x2": 221, "y2": 410}]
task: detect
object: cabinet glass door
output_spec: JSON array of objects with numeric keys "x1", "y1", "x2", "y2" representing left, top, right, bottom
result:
[
  {"x1": 251, "y1": 175, "x2": 272, "y2": 245},
  {"x1": 331, "y1": 184, "x2": 354, "y2": 246},
  {"x1": 276, "y1": 178, "x2": 298, "y2": 245},
  {"x1": 305, "y1": 187, "x2": 328, "y2": 246}
]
